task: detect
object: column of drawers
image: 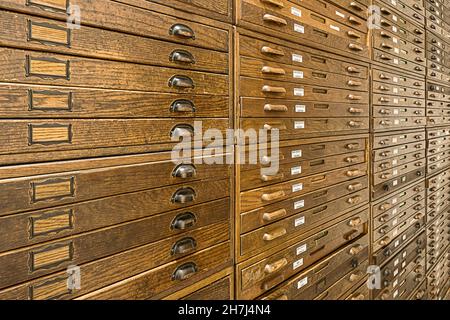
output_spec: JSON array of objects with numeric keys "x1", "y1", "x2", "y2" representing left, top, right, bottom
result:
[
  {"x1": 234, "y1": 0, "x2": 371, "y2": 300},
  {"x1": 0, "y1": 0, "x2": 233, "y2": 299}
]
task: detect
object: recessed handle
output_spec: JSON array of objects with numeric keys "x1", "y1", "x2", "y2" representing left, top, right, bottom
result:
[
  {"x1": 172, "y1": 262, "x2": 198, "y2": 281},
  {"x1": 172, "y1": 163, "x2": 197, "y2": 178},
  {"x1": 261, "y1": 190, "x2": 286, "y2": 201},
  {"x1": 348, "y1": 216, "x2": 362, "y2": 227},
  {"x1": 348, "y1": 120, "x2": 362, "y2": 127},
  {"x1": 171, "y1": 237, "x2": 197, "y2": 255},
  {"x1": 169, "y1": 24, "x2": 195, "y2": 39},
  {"x1": 171, "y1": 212, "x2": 197, "y2": 230},
  {"x1": 380, "y1": 7, "x2": 391, "y2": 15},
  {"x1": 261, "y1": 46, "x2": 284, "y2": 56},
  {"x1": 170, "y1": 99, "x2": 196, "y2": 113},
  {"x1": 347, "y1": 195, "x2": 362, "y2": 204},
  {"x1": 261, "y1": 66, "x2": 286, "y2": 75},
  {"x1": 381, "y1": 43, "x2": 394, "y2": 50},
  {"x1": 262, "y1": 85, "x2": 286, "y2": 94},
  {"x1": 170, "y1": 124, "x2": 194, "y2": 139},
  {"x1": 264, "y1": 104, "x2": 288, "y2": 112},
  {"x1": 263, "y1": 208, "x2": 287, "y2": 222},
  {"x1": 168, "y1": 75, "x2": 195, "y2": 89},
  {"x1": 263, "y1": 227, "x2": 287, "y2": 241},
  {"x1": 379, "y1": 54, "x2": 392, "y2": 61},
  {"x1": 349, "y1": 244, "x2": 364, "y2": 255},
  {"x1": 346, "y1": 143, "x2": 360, "y2": 150},
  {"x1": 264, "y1": 258, "x2": 288, "y2": 274},
  {"x1": 263, "y1": 123, "x2": 287, "y2": 130},
  {"x1": 263, "y1": 14, "x2": 287, "y2": 25},
  {"x1": 171, "y1": 187, "x2": 196, "y2": 204},
  {"x1": 169, "y1": 50, "x2": 196, "y2": 64}
]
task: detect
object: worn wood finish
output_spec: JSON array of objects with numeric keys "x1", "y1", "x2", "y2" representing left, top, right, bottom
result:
[
  {"x1": 373, "y1": 49, "x2": 426, "y2": 75},
  {"x1": 373, "y1": 150, "x2": 426, "y2": 174},
  {"x1": 372, "y1": 81, "x2": 425, "y2": 99},
  {"x1": 373, "y1": 68, "x2": 426, "y2": 90},
  {"x1": 372, "y1": 129, "x2": 425, "y2": 150},
  {"x1": 181, "y1": 274, "x2": 233, "y2": 300}
]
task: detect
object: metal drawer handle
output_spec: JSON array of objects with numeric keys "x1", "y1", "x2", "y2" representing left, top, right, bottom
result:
[
  {"x1": 346, "y1": 169, "x2": 361, "y2": 177},
  {"x1": 264, "y1": 104, "x2": 288, "y2": 112},
  {"x1": 263, "y1": 123, "x2": 287, "y2": 130},
  {"x1": 379, "y1": 54, "x2": 391, "y2": 61},
  {"x1": 347, "y1": 80, "x2": 362, "y2": 87},
  {"x1": 379, "y1": 203, "x2": 391, "y2": 210},
  {"x1": 261, "y1": 46, "x2": 284, "y2": 56},
  {"x1": 170, "y1": 124, "x2": 194, "y2": 139},
  {"x1": 379, "y1": 73, "x2": 391, "y2": 80},
  {"x1": 168, "y1": 75, "x2": 195, "y2": 89},
  {"x1": 347, "y1": 30, "x2": 361, "y2": 39},
  {"x1": 348, "y1": 216, "x2": 362, "y2": 227},
  {"x1": 347, "y1": 66, "x2": 362, "y2": 74},
  {"x1": 264, "y1": 258, "x2": 288, "y2": 274},
  {"x1": 347, "y1": 182, "x2": 362, "y2": 191},
  {"x1": 381, "y1": 43, "x2": 393, "y2": 50},
  {"x1": 261, "y1": 190, "x2": 286, "y2": 201},
  {"x1": 348, "y1": 94, "x2": 362, "y2": 100},
  {"x1": 348, "y1": 16, "x2": 361, "y2": 25},
  {"x1": 347, "y1": 196, "x2": 362, "y2": 204},
  {"x1": 348, "y1": 43, "x2": 364, "y2": 51},
  {"x1": 263, "y1": 227, "x2": 287, "y2": 241},
  {"x1": 260, "y1": 0, "x2": 284, "y2": 8},
  {"x1": 263, "y1": 14, "x2": 287, "y2": 26},
  {"x1": 380, "y1": 20, "x2": 391, "y2": 27},
  {"x1": 380, "y1": 31, "x2": 391, "y2": 39},
  {"x1": 379, "y1": 85, "x2": 390, "y2": 91},
  {"x1": 346, "y1": 143, "x2": 360, "y2": 150},
  {"x1": 169, "y1": 50, "x2": 195, "y2": 64},
  {"x1": 379, "y1": 108, "x2": 391, "y2": 114},
  {"x1": 380, "y1": 7, "x2": 391, "y2": 15},
  {"x1": 379, "y1": 236, "x2": 390, "y2": 246},
  {"x1": 261, "y1": 66, "x2": 286, "y2": 75},
  {"x1": 171, "y1": 187, "x2": 196, "y2": 204},
  {"x1": 345, "y1": 155, "x2": 360, "y2": 163},
  {"x1": 349, "y1": 2, "x2": 363, "y2": 11},
  {"x1": 348, "y1": 107, "x2": 363, "y2": 113},
  {"x1": 172, "y1": 262, "x2": 198, "y2": 281},
  {"x1": 170, "y1": 99, "x2": 196, "y2": 113},
  {"x1": 349, "y1": 271, "x2": 364, "y2": 282},
  {"x1": 172, "y1": 163, "x2": 197, "y2": 178},
  {"x1": 379, "y1": 97, "x2": 390, "y2": 102},
  {"x1": 262, "y1": 85, "x2": 286, "y2": 94},
  {"x1": 349, "y1": 244, "x2": 364, "y2": 255},
  {"x1": 380, "y1": 120, "x2": 392, "y2": 125},
  {"x1": 171, "y1": 237, "x2": 197, "y2": 256},
  {"x1": 169, "y1": 24, "x2": 195, "y2": 39},
  {"x1": 261, "y1": 173, "x2": 284, "y2": 182},
  {"x1": 263, "y1": 208, "x2": 287, "y2": 222},
  {"x1": 171, "y1": 212, "x2": 197, "y2": 230},
  {"x1": 348, "y1": 120, "x2": 362, "y2": 127}
]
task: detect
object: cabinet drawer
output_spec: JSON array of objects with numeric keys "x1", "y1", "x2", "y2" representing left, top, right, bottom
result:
[
  {"x1": 238, "y1": 34, "x2": 368, "y2": 79},
  {"x1": 373, "y1": 159, "x2": 425, "y2": 185},
  {"x1": 372, "y1": 129, "x2": 425, "y2": 149},
  {"x1": 0, "y1": 219, "x2": 230, "y2": 290},
  {"x1": 0, "y1": 153, "x2": 230, "y2": 216},
  {"x1": 238, "y1": 0, "x2": 369, "y2": 58},
  {"x1": 0, "y1": 0, "x2": 229, "y2": 51},
  {"x1": 240, "y1": 151, "x2": 365, "y2": 190},
  {"x1": 328, "y1": 0, "x2": 369, "y2": 19},
  {"x1": 428, "y1": 117, "x2": 450, "y2": 128},
  {"x1": 373, "y1": 34, "x2": 425, "y2": 67},
  {"x1": 240, "y1": 177, "x2": 368, "y2": 233},
  {"x1": 240, "y1": 164, "x2": 367, "y2": 212},
  {"x1": 149, "y1": 0, "x2": 232, "y2": 22},
  {"x1": 409, "y1": 279, "x2": 427, "y2": 300},
  {"x1": 238, "y1": 208, "x2": 369, "y2": 299},
  {"x1": 372, "y1": 68, "x2": 425, "y2": 90},
  {"x1": 372, "y1": 165, "x2": 425, "y2": 200},
  {"x1": 0, "y1": 11, "x2": 228, "y2": 74},
  {"x1": 427, "y1": 170, "x2": 450, "y2": 193},
  {"x1": 373, "y1": 49, "x2": 425, "y2": 75},
  {"x1": 372, "y1": 116, "x2": 426, "y2": 131},
  {"x1": 372, "y1": 81, "x2": 425, "y2": 98},
  {"x1": 258, "y1": 234, "x2": 368, "y2": 300},
  {"x1": 427, "y1": 156, "x2": 450, "y2": 175},
  {"x1": 373, "y1": 150, "x2": 425, "y2": 174},
  {"x1": 427, "y1": 127, "x2": 450, "y2": 140},
  {"x1": 0, "y1": 180, "x2": 229, "y2": 253},
  {"x1": 239, "y1": 57, "x2": 368, "y2": 91},
  {"x1": 240, "y1": 118, "x2": 369, "y2": 140},
  {"x1": 373, "y1": 105, "x2": 425, "y2": 118},
  {"x1": 76, "y1": 241, "x2": 232, "y2": 300},
  {"x1": 344, "y1": 281, "x2": 370, "y2": 300},
  {"x1": 0, "y1": 48, "x2": 229, "y2": 95},
  {"x1": 373, "y1": 94, "x2": 424, "y2": 108},
  {"x1": 377, "y1": 0, "x2": 425, "y2": 25},
  {"x1": 181, "y1": 274, "x2": 233, "y2": 300}
]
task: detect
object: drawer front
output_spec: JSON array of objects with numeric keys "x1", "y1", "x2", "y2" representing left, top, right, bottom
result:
[
  {"x1": 372, "y1": 116, "x2": 426, "y2": 131},
  {"x1": 238, "y1": 35, "x2": 369, "y2": 79},
  {"x1": 372, "y1": 81, "x2": 425, "y2": 98},
  {"x1": 258, "y1": 234, "x2": 368, "y2": 300},
  {"x1": 0, "y1": 0, "x2": 229, "y2": 51},
  {"x1": 77, "y1": 242, "x2": 232, "y2": 300},
  {"x1": 150, "y1": 0, "x2": 232, "y2": 21},
  {"x1": 427, "y1": 156, "x2": 450, "y2": 175},
  {"x1": 239, "y1": 198, "x2": 368, "y2": 258},
  {"x1": 0, "y1": 48, "x2": 229, "y2": 95},
  {"x1": 240, "y1": 177, "x2": 368, "y2": 233},
  {"x1": 182, "y1": 275, "x2": 233, "y2": 300},
  {"x1": 377, "y1": 0, "x2": 425, "y2": 25},
  {"x1": 238, "y1": 208, "x2": 369, "y2": 299},
  {"x1": 372, "y1": 68, "x2": 426, "y2": 90},
  {"x1": 328, "y1": 0, "x2": 369, "y2": 19},
  {"x1": 428, "y1": 117, "x2": 450, "y2": 127},
  {"x1": 372, "y1": 140, "x2": 425, "y2": 162},
  {"x1": 0, "y1": 220, "x2": 230, "y2": 290},
  {"x1": 427, "y1": 128, "x2": 450, "y2": 139},
  {"x1": 372, "y1": 165, "x2": 425, "y2": 200},
  {"x1": 373, "y1": 94, "x2": 424, "y2": 108},
  {"x1": 239, "y1": 57, "x2": 368, "y2": 91},
  {"x1": 372, "y1": 34, "x2": 426, "y2": 67},
  {"x1": 240, "y1": 163, "x2": 367, "y2": 212},
  {"x1": 373, "y1": 49, "x2": 425, "y2": 75},
  {"x1": 0, "y1": 154, "x2": 230, "y2": 215},
  {"x1": 0, "y1": 179, "x2": 229, "y2": 253},
  {"x1": 373, "y1": 159, "x2": 425, "y2": 185},
  {"x1": 239, "y1": 0, "x2": 369, "y2": 58},
  {"x1": 0, "y1": 11, "x2": 228, "y2": 74},
  {"x1": 409, "y1": 279, "x2": 427, "y2": 300},
  {"x1": 240, "y1": 151, "x2": 366, "y2": 190},
  {"x1": 373, "y1": 197, "x2": 425, "y2": 230},
  {"x1": 344, "y1": 281, "x2": 370, "y2": 300},
  {"x1": 372, "y1": 130, "x2": 425, "y2": 149},
  {"x1": 427, "y1": 170, "x2": 450, "y2": 193}
]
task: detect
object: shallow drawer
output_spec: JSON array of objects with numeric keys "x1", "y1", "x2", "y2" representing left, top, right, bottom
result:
[
  {"x1": 409, "y1": 278, "x2": 427, "y2": 300},
  {"x1": 149, "y1": 0, "x2": 232, "y2": 22},
  {"x1": 373, "y1": 49, "x2": 425, "y2": 75},
  {"x1": 240, "y1": 164, "x2": 367, "y2": 212},
  {"x1": 373, "y1": 149, "x2": 425, "y2": 174},
  {"x1": 373, "y1": 159, "x2": 425, "y2": 185},
  {"x1": 372, "y1": 67, "x2": 426, "y2": 90},
  {"x1": 373, "y1": 196, "x2": 425, "y2": 230},
  {"x1": 427, "y1": 127, "x2": 450, "y2": 139},
  {"x1": 427, "y1": 170, "x2": 450, "y2": 193},
  {"x1": 372, "y1": 116, "x2": 426, "y2": 131},
  {"x1": 237, "y1": 208, "x2": 369, "y2": 299},
  {"x1": 328, "y1": 0, "x2": 369, "y2": 19},
  {"x1": 0, "y1": 10, "x2": 228, "y2": 74},
  {"x1": 0, "y1": 48, "x2": 229, "y2": 95},
  {"x1": 373, "y1": 94, "x2": 424, "y2": 108},
  {"x1": 0, "y1": 0, "x2": 229, "y2": 51},
  {"x1": 0, "y1": 153, "x2": 230, "y2": 216},
  {"x1": 181, "y1": 274, "x2": 233, "y2": 300},
  {"x1": 427, "y1": 69, "x2": 450, "y2": 84},
  {"x1": 428, "y1": 157, "x2": 450, "y2": 175},
  {"x1": 239, "y1": 57, "x2": 368, "y2": 91},
  {"x1": 377, "y1": 0, "x2": 425, "y2": 25},
  {"x1": 238, "y1": 34, "x2": 369, "y2": 80},
  {"x1": 373, "y1": 105, "x2": 425, "y2": 118},
  {"x1": 240, "y1": 178, "x2": 368, "y2": 233},
  {"x1": 372, "y1": 139, "x2": 425, "y2": 162},
  {"x1": 427, "y1": 109, "x2": 450, "y2": 117},
  {"x1": 372, "y1": 129, "x2": 425, "y2": 149},
  {"x1": 238, "y1": 0, "x2": 369, "y2": 58},
  {"x1": 0, "y1": 218, "x2": 230, "y2": 290},
  {"x1": 428, "y1": 117, "x2": 450, "y2": 127},
  {"x1": 259, "y1": 234, "x2": 368, "y2": 300},
  {"x1": 344, "y1": 281, "x2": 370, "y2": 300},
  {"x1": 372, "y1": 81, "x2": 425, "y2": 98},
  {"x1": 240, "y1": 151, "x2": 365, "y2": 190},
  {"x1": 372, "y1": 34, "x2": 426, "y2": 67}
]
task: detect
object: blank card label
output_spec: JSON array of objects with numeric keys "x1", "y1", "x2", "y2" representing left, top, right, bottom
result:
[
  {"x1": 294, "y1": 24, "x2": 305, "y2": 34},
  {"x1": 292, "y1": 183, "x2": 303, "y2": 192},
  {"x1": 294, "y1": 216, "x2": 305, "y2": 227},
  {"x1": 295, "y1": 105, "x2": 306, "y2": 112},
  {"x1": 293, "y1": 258, "x2": 304, "y2": 270},
  {"x1": 292, "y1": 150, "x2": 302, "y2": 158},
  {"x1": 292, "y1": 53, "x2": 303, "y2": 62},
  {"x1": 294, "y1": 199, "x2": 305, "y2": 209},
  {"x1": 296, "y1": 244, "x2": 307, "y2": 255},
  {"x1": 294, "y1": 88, "x2": 305, "y2": 96},
  {"x1": 293, "y1": 70, "x2": 304, "y2": 79},
  {"x1": 297, "y1": 277, "x2": 308, "y2": 289},
  {"x1": 291, "y1": 7, "x2": 302, "y2": 17},
  {"x1": 291, "y1": 166, "x2": 302, "y2": 175},
  {"x1": 294, "y1": 121, "x2": 305, "y2": 129}
]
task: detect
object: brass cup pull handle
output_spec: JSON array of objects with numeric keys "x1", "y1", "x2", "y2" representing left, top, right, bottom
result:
[
  {"x1": 347, "y1": 30, "x2": 361, "y2": 39},
  {"x1": 261, "y1": 66, "x2": 286, "y2": 75},
  {"x1": 350, "y1": 293, "x2": 365, "y2": 300},
  {"x1": 263, "y1": 123, "x2": 287, "y2": 130},
  {"x1": 346, "y1": 143, "x2": 360, "y2": 150},
  {"x1": 347, "y1": 66, "x2": 361, "y2": 74},
  {"x1": 347, "y1": 80, "x2": 362, "y2": 87},
  {"x1": 348, "y1": 107, "x2": 363, "y2": 113},
  {"x1": 379, "y1": 203, "x2": 391, "y2": 211},
  {"x1": 171, "y1": 188, "x2": 197, "y2": 204},
  {"x1": 263, "y1": 227, "x2": 287, "y2": 241},
  {"x1": 171, "y1": 212, "x2": 197, "y2": 230},
  {"x1": 172, "y1": 262, "x2": 198, "y2": 281},
  {"x1": 348, "y1": 94, "x2": 362, "y2": 100},
  {"x1": 380, "y1": 20, "x2": 391, "y2": 27},
  {"x1": 264, "y1": 258, "x2": 288, "y2": 274},
  {"x1": 260, "y1": 0, "x2": 284, "y2": 8},
  {"x1": 380, "y1": 7, "x2": 391, "y2": 15},
  {"x1": 380, "y1": 97, "x2": 390, "y2": 102},
  {"x1": 346, "y1": 169, "x2": 361, "y2": 177},
  {"x1": 262, "y1": 85, "x2": 286, "y2": 94},
  {"x1": 263, "y1": 14, "x2": 287, "y2": 26},
  {"x1": 379, "y1": 73, "x2": 391, "y2": 80},
  {"x1": 349, "y1": 2, "x2": 363, "y2": 11},
  {"x1": 379, "y1": 236, "x2": 390, "y2": 246},
  {"x1": 379, "y1": 54, "x2": 392, "y2": 61},
  {"x1": 170, "y1": 124, "x2": 194, "y2": 139},
  {"x1": 380, "y1": 32, "x2": 391, "y2": 39},
  {"x1": 348, "y1": 16, "x2": 361, "y2": 25},
  {"x1": 169, "y1": 24, "x2": 195, "y2": 39},
  {"x1": 172, "y1": 163, "x2": 197, "y2": 178},
  {"x1": 263, "y1": 208, "x2": 287, "y2": 222},
  {"x1": 168, "y1": 75, "x2": 195, "y2": 89},
  {"x1": 171, "y1": 237, "x2": 197, "y2": 256},
  {"x1": 345, "y1": 156, "x2": 360, "y2": 163},
  {"x1": 170, "y1": 99, "x2": 196, "y2": 113},
  {"x1": 348, "y1": 43, "x2": 364, "y2": 51},
  {"x1": 347, "y1": 196, "x2": 362, "y2": 204},
  {"x1": 379, "y1": 85, "x2": 390, "y2": 91},
  {"x1": 381, "y1": 43, "x2": 394, "y2": 50},
  {"x1": 349, "y1": 244, "x2": 364, "y2": 255},
  {"x1": 261, "y1": 173, "x2": 284, "y2": 182},
  {"x1": 349, "y1": 271, "x2": 364, "y2": 282},
  {"x1": 261, "y1": 46, "x2": 284, "y2": 56},
  {"x1": 348, "y1": 120, "x2": 362, "y2": 127},
  {"x1": 348, "y1": 216, "x2": 363, "y2": 227},
  {"x1": 261, "y1": 190, "x2": 286, "y2": 201},
  {"x1": 379, "y1": 109, "x2": 391, "y2": 114},
  {"x1": 347, "y1": 182, "x2": 362, "y2": 191},
  {"x1": 169, "y1": 50, "x2": 196, "y2": 64},
  {"x1": 264, "y1": 104, "x2": 288, "y2": 112}
]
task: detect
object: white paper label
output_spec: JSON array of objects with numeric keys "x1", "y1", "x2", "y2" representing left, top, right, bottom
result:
[
  {"x1": 393, "y1": 180, "x2": 398, "y2": 186},
  {"x1": 393, "y1": 169, "x2": 398, "y2": 176},
  {"x1": 392, "y1": 26, "x2": 398, "y2": 32},
  {"x1": 292, "y1": 53, "x2": 303, "y2": 63},
  {"x1": 393, "y1": 58, "x2": 399, "y2": 65},
  {"x1": 393, "y1": 87, "x2": 399, "y2": 93},
  {"x1": 394, "y1": 98, "x2": 399, "y2": 104},
  {"x1": 394, "y1": 258, "x2": 399, "y2": 267},
  {"x1": 392, "y1": 208, "x2": 398, "y2": 215},
  {"x1": 393, "y1": 149, "x2": 399, "y2": 154},
  {"x1": 393, "y1": 15, "x2": 398, "y2": 22},
  {"x1": 402, "y1": 251, "x2": 407, "y2": 258},
  {"x1": 393, "y1": 77, "x2": 399, "y2": 83},
  {"x1": 392, "y1": 137, "x2": 398, "y2": 143},
  {"x1": 291, "y1": 166, "x2": 302, "y2": 175},
  {"x1": 294, "y1": 24, "x2": 305, "y2": 34},
  {"x1": 335, "y1": 10, "x2": 345, "y2": 18},
  {"x1": 392, "y1": 159, "x2": 398, "y2": 165},
  {"x1": 296, "y1": 243, "x2": 307, "y2": 255},
  {"x1": 295, "y1": 216, "x2": 305, "y2": 227},
  {"x1": 394, "y1": 240, "x2": 400, "y2": 247},
  {"x1": 393, "y1": 218, "x2": 398, "y2": 226},
  {"x1": 402, "y1": 234, "x2": 407, "y2": 241},
  {"x1": 330, "y1": 24, "x2": 340, "y2": 31},
  {"x1": 393, "y1": 228, "x2": 398, "y2": 237},
  {"x1": 294, "y1": 88, "x2": 305, "y2": 96},
  {"x1": 295, "y1": 105, "x2": 306, "y2": 113},
  {"x1": 393, "y1": 290, "x2": 399, "y2": 299},
  {"x1": 297, "y1": 277, "x2": 308, "y2": 289},
  {"x1": 392, "y1": 198, "x2": 398, "y2": 204},
  {"x1": 393, "y1": 108, "x2": 399, "y2": 115},
  {"x1": 393, "y1": 279, "x2": 398, "y2": 288},
  {"x1": 393, "y1": 37, "x2": 398, "y2": 44},
  {"x1": 294, "y1": 199, "x2": 305, "y2": 209},
  {"x1": 291, "y1": 7, "x2": 302, "y2": 17},
  {"x1": 293, "y1": 70, "x2": 304, "y2": 79},
  {"x1": 394, "y1": 48, "x2": 400, "y2": 55},
  {"x1": 391, "y1": 0, "x2": 397, "y2": 5},
  {"x1": 292, "y1": 150, "x2": 302, "y2": 158},
  {"x1": 293, "y1": 258, "x2": 304, "y2": 270},
  {"x1": 294, "y1": 121, "x2": 305, "y2": 129},
  {"x1": 393, "y1": 268, "x2": 399, "y2": 277},
  {"x1": 394, "y1": 119, "x2": 400, "y2": 125},
  {"x1": 401, "y1": 261, "x2": 406, "y2": 268},
  {"x1": 292, "y1": 183, "x2": 303, "y2": 192}
]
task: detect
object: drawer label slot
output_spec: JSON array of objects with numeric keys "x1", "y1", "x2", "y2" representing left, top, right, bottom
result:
[
  {"x1": 29, "y1": 90, "x2": 73, "y2": 111},
  {"x1": 30, "y1": 209, "x2": 74, "y2": 238},
  {"x1": 26, "y1": 0, "x2": 69, "y2": 12},
  {"x1": 26, "y1": 55, "x2": 70, "y2": 79},
  {"x1": 29, "y1": 123, "x2": 72, "y2": 144},
  {"x1": 31, "y1": 177, "x2": 75, "y2": 202},
  {"x1": 29, "y1": 242, "x2": 74, "y2": 272},
  {"x1": 28, "y1": 20, "x2": 70, "y2": 46}
]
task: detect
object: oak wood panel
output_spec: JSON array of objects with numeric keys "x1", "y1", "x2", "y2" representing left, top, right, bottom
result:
[
  {"x1": 148, "y1": 0, "x2": 232, "y2": 22},
  {"x1": 181, "y1": 275, "x2": 233, "y2": 300}
]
